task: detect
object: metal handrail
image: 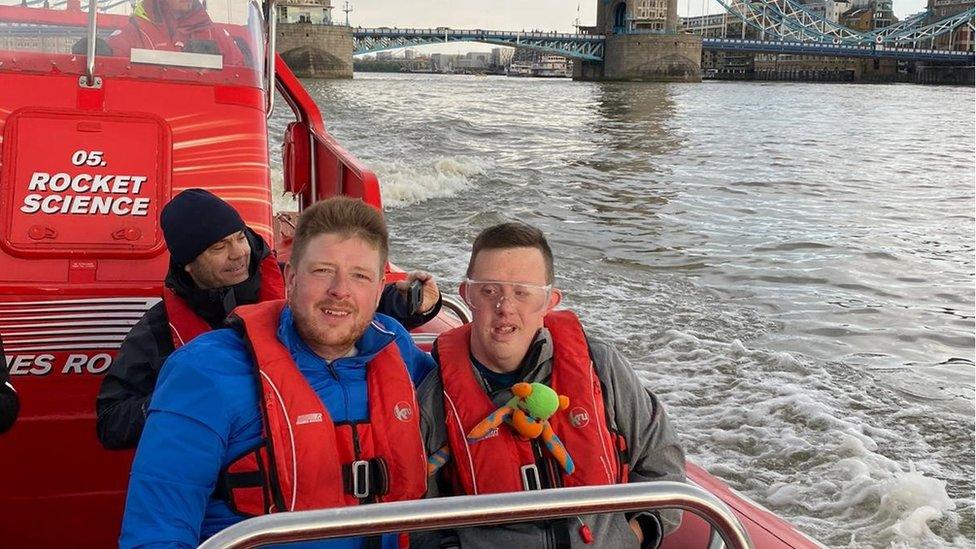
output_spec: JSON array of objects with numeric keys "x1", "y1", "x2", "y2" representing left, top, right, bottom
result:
[
  {"x1": 197, "y1": 482, "x2": 753, "y2": 549},
  {"x1": 83, "y1": 0, "x2": 97, "y2": 86},
  {"x1": 440, "y1": 294, "x2": 473, "y2": 324},
  {"x1": 265, "y1": 0, "x2": 278, "y2": 118}
]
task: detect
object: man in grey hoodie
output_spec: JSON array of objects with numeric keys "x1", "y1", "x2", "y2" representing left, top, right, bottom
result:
[{"x1": 416, "y1": 222, "x2": 685, "y2": 549}]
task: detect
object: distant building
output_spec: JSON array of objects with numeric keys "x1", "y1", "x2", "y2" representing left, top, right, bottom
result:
[
  {"x1": 491, "y1": 47, "x2": 514, "y2": 68},
  {"x1": 456, "y1": 51, "x2": 491, "y2": 70},
  {"x1": 376, "y1": 51, "x2": 394, "y2": 60},
  {"x1": 927, "y1": 0, "x2": 974, "y2": 51},
  {"x1": 680, "y1": 13, "x2": 735, "y2": 38},
  {"x1": 681, "y1": 14, "x2": 759, "y2": 79},
  {"x1": 839, "y1": 0, "x2": 896, "y2": 31},
  {"x1": 277, "y1": 0, "x2": 333, "y2": 25},
  {"x1": 802, "y1": 0, "x2": 852, "y2": 23},
  {"x1": 403, "y1": 49, "x2": 417, "y2": 60},
  {"x1": 632, "y1": 0, "x2": 669, "y2": 32},
  {"x1": 430, "y1": 53, "x2": 460, "y2": 72}
]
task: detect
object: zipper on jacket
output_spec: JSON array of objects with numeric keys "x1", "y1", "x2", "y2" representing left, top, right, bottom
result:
[{"x1": 325, "y1": 361, "x2": 363, "y2": 460}]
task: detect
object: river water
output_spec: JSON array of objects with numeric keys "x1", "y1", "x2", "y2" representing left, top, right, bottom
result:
[{"x1": 270, "y1": 73, "x2": 975, "y2": 548}]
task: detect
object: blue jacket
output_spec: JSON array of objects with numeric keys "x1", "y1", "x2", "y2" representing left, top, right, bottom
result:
[{"x1": 119, "y1": 307, "x2": 435, "y2": 549}]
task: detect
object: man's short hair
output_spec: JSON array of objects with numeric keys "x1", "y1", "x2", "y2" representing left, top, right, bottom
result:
[
  {"x1": 467, "y1": 222, "x2": 554, "y2": 284},
  {"x1": 290, "y1": 197, "x2": 389, "y2": 271}
]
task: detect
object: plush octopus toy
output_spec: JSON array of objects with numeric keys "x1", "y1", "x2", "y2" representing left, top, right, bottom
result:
[{"x1": 427, "y1": 382, "x2": 576, "y2": 476}]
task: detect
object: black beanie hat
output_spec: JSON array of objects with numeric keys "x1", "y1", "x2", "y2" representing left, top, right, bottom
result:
[{"x1": 161, "y1": 189, "x2": 246, "y2": 265}]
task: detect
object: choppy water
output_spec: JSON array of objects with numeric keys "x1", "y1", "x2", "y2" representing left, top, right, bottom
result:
[{"x1": 270, "y1": 74, "x2": 975, "y2": 548}]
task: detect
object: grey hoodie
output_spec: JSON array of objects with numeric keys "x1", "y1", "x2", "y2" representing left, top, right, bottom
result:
[{"x1": 414, "y1": 324, "x2": 686, "y2": 549}]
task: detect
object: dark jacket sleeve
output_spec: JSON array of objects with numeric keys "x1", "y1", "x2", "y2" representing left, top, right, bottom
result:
[
  {"x1": 378, "y1": 283, "x2": 443, "y2": 330},
  {"x1": 0, "y1": 335, "x2": 19, "y2": 434},
  {"x1": 95, "y1": 303, "x2": 174, "y2": 450}
]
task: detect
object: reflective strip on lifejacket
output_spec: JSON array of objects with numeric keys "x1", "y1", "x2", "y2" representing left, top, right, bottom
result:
[{"x1": 257, "y1": 368, "x2": 299, "y2": 510}]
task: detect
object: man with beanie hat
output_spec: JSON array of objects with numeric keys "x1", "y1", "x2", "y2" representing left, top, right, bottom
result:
[{"x1": 96, "y1": 189, "x2": 442, "y2": 450}]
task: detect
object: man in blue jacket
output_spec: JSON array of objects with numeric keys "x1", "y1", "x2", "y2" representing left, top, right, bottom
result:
[{"x1": 120, "y1": 197, "x2": 436, "y2": 548}]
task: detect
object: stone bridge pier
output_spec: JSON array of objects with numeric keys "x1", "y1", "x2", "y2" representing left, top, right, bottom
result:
[
  {"x1": 575, "y1": 0, "x2": 701, "y2": 82},
  {"x1": 276, "y1": 23, "x2": 353, "y2": 79}
]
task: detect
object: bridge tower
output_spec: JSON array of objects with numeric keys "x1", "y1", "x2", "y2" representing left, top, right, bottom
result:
[
  {"x1": 575, "y1": 0, "x2": 701, "y2": 81},
  {"x1": 276, "y1": 0, "x2": 353, "y2": 79}
]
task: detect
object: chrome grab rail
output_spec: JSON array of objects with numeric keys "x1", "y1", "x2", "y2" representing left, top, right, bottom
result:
[
  {"x1": 440, "y1": 294, "x2": 473, "y2": 324},
  {"x1": 265, "y1": 0, "x2": 278, "y2": 118},
  {"x1": 82, "y1": 0, "x2": 99, "y2": 88},
  {"x1": 197, "y1": 482, "x2": 753, "y2": 549}
]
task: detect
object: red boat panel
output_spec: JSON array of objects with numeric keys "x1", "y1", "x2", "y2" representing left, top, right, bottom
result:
[{"x1": 1, "y1": 109, "x2": 170, "y2": 259}]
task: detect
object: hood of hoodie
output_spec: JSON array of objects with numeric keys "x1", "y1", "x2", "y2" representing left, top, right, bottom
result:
[{"x1": 165, "y1": 227, "x2": 271, "y2": 329}]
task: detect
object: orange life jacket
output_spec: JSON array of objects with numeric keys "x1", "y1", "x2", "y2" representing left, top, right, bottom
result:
[
  {"x1": 437, "y1": 310, "x2": 628, "y2": 495},
  {"x1": 219, "y1": 300, "x2": 427, "y2": 517},
  {"x1": 162, "y1": 253, "x2": 285, "y2": 348}
]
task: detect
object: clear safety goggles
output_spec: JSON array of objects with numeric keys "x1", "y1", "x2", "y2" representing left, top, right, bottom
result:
[{"x1": 463, "y1": 279, "x2": 553, "y2": 314}]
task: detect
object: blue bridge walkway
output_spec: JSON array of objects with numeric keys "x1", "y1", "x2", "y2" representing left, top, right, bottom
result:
[{"x1": 701, "y1": 37, "x2": 975, "y2": 63}]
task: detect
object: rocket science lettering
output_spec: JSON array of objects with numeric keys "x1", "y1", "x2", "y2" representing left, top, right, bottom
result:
[
  {"x1": 5, "y1": 353, "x2": 113, "y2": 376},
  {"x1": 19, "y1": 150, "x2": 151, "y2": 217}
]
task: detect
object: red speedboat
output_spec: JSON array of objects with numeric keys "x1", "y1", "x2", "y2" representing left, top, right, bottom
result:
[{"x1": 0, "y1": 2, "x2": 821, "y2": 547}]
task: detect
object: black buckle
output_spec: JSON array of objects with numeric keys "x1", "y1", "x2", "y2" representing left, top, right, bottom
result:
[{"x1": 520, "y1": 464, "x2": 541, "y2": 491}]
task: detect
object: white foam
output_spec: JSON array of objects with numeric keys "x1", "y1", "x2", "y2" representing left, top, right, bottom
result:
[
  {"x1": 269, "y1": 158, "x2": 486, "y2": 212},
  {"x1": 620, "y1": 328, "x2": 970, "y2": 548},
  {"x1": 372, "y1": 156, "x2": 488, "y2": 208},
  {"x1": 270, "y1": 172, "x2": 299, "y2": 213}
]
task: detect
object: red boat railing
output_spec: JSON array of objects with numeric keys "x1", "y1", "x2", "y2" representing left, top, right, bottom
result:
[
  {"x1": 275, "y1": 55, "x2": 384, "y2": 213},
  {"x1": 196, "y1": 482, "x2": 753, "y2": 549}
]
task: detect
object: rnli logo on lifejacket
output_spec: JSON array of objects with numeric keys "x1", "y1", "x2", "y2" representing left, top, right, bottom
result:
[
  {"x1": 570, "y1": 407, "x2": 590, "y2": 428},
  {"x1": 394, "y1": 401, "x2": 413, "y2": 422},
  {"x1": 296, "y1": 413, "x2": 323, "y2": 425}
]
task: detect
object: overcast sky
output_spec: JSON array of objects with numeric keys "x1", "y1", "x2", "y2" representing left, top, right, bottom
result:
[{"x1": 349, "y1": 0, "x2": 930, "y2": 31}]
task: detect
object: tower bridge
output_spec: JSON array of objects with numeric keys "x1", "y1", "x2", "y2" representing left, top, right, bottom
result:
[
  {"x1": 351, "y1": 27, "x2": 974, "y2": 64},
  {"x1": 276, "y1": 0, "x2": 976, "y2": 81}
]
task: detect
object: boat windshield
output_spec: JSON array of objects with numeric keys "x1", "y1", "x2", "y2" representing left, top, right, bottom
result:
[{"x1": 0, "y1": 0, "x2": 266, "y2": 89}]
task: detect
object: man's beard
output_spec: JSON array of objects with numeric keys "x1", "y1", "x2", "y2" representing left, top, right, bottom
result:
[{"x1": 290, "y1": 297, "x2": 370, "y2": 358}]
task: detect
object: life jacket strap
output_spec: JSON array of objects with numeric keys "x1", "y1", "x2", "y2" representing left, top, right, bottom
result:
[
  {"x1": 215, "y1": 441, "x2": 274, "y2": 517},
  {"x1": 614, "y1": 432, "x2": 631, "y2": 483}
]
